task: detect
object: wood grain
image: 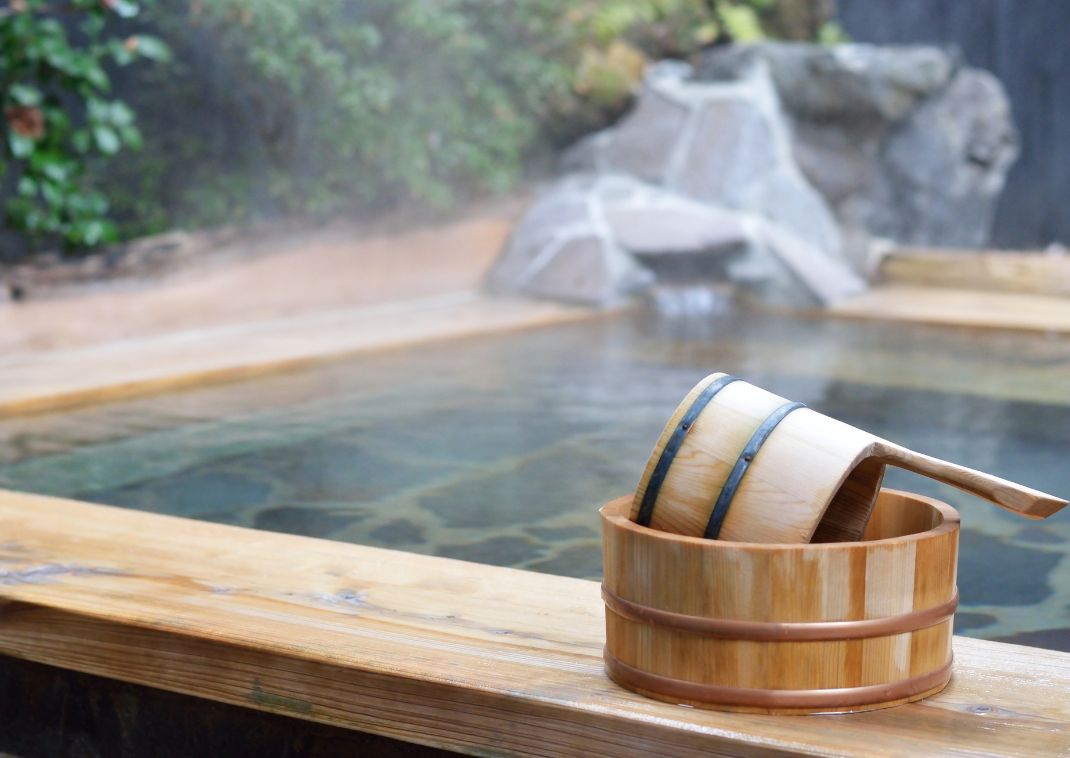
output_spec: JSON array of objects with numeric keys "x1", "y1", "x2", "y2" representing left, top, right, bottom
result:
[
  {"x1": 631, "y1": 374, "x2": 1065, "y2": 543},
  {"x1": 605, "y1": 491, "x2": 957, "y2": 713},
  {"x1": 877, "y1": 249, "x2": 1070, "y2": 298},
  {"x1": 876, "y1": 442, "x2": 1067, "y2": 519},
  {"x1": 0, "y1": 294, "x2": 604, "y2": 417},
  {"x1": 0, "y1": 490, "x2": 1068, "y2": 755},
  {"x1": 631, "y1": 373, "x2": 884, "y2": 542},
  {"x1": 828, "y1": 285, "x2": 1070, "y2": 334}
]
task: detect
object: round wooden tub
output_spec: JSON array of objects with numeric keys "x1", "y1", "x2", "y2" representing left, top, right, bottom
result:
[{"x1": 601, "y1": 489, "x2": 959, "y2": 714}]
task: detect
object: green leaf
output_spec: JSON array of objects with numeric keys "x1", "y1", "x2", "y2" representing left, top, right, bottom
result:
[
  {"x1": 86, "y1": 98, "x2": 108, "y2": 123},
  {"x1": 106, "y1": 101, "x2": 135, "y2": 127},
  {"x1": 6, "y1": 197, "x2": 35, "y2": 228},
  {"x1": 107, "y1": 0, "x2": 140, "y2": 19},
  {"x1": 9, "y1": 84, "x2": 42, "y2": 107},
  {"x1": 119, "y1": 124, "x2": 143, "y2": 150},
  {"x1": 17, "y1": 176, "x2": 38, "y2": 196},
  {"x1": 92, "y1": 125, "x2": 121, "y2": 155},
  {"x1": 41, "y1": 181, "x2": 63, "y2": 207},
  {"x1": 72, "y1": 129, "x2": 92, "y2": 154},
  {"x1": 37, "y1": 158, "x2": 70, "y2": 183},
  {"x1": 83, "y1": 63, "x2": 111, "y2": 92},
  {"x1": 132, "y1": 35, "x2": 172, "y2": 62},
  {"x1": 818, "y1": 22, "x2": 849, "y2": 45},
  {"x1": 81, "y1": 13, "x2": 107, "y2": 38},
  {"x1": 8, "y1": 134, "x2": 35, "y2": 159},
  {"x1": 81, "y1": 220, "x2": 105, "y2": 246},
  {"x1": 720, "y1": 5, "x2": 765, "y2": 43},
  {"x1": 109, "y1": 39, "x2": 137, "y2": 66},
  {"x1": 44, "y1": 105, "x2": 71, "y2": 131}
]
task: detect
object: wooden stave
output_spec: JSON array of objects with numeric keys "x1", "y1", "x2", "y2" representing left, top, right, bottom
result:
[
  {"x1": 603, "y1": 490, "x2": 959, "y2": 713},
  {"x1": 630, "y1": 374, "x2": 886, "y2": 543},
  {"x1": 603, "y1": 645, "x2": 953, "y2": 714}
]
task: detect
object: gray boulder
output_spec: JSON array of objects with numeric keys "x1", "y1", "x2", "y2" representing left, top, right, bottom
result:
[
  {"x1": 491, "y1": 42, "x2": 1017, "y2": 308},
  {"x1": 697, "y1": 43, "x2": 955, "y2": 122},
  {"x1": 696, "y1": 43, "x2": 1018, "y2": 253},
  {"x1": 568, "y1": 60, "x2": 847, "y2": 267},
  {"x1": 487, "y1": 175, "x2": 652, "y2": 306},
  {"x1": 495, "y1": 57, "x2": 869, "y2": 308},
  {"x1": 488, "y1": 173, "x2": 865, "y2": 308},
  {"x1": 873, "y1": 68, "x2": 1019, "y2": 247}
]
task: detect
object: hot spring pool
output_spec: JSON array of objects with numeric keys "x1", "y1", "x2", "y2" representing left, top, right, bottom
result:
[{"x1": 2, "y1": 308, "x2": 1068, "y2": 649}]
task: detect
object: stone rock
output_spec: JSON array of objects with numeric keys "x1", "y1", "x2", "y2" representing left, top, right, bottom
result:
[
  {"x1": 489, "y1": 173, "x2": 864, "y2": 308},
  {"x1": 601, "y1": 186, "x2": 749, "y2": 255},
  {"x1": 602, "y1": 86, "x2": 689, "y2": 184},
  {"x1": 495, "y1": 42, "x2": 1019, "y2": 307},
  {"x1": 695, "y1": 42, "x2": 1018, "y2": 252},
  {"x1": 486, "y1": 175, "x2": 653, "y2": 306},
  {"x1": 488, "y1": 174, "x2": 752, "y2": 306},
  {"x1": 520, "y1": 235, "x2": 628, "y2": 304},
  {"x1": 873, "y1": 68, "x2": 1019, "y2": 247},
  {"x1": 570, "y1": 60, "x2": 847, "y2": 267},
  {"x1": 698, "y1": 43, "x2": 955, "y2": 122},
  {"x1": 741, "y1": 217, "x2": 866, "y2": 306}
]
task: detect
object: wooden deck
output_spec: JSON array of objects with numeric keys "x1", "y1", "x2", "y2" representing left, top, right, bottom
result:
[
  {"x1": 0, "y1": 489, "x2": 1067, "y2": 756},
  {"x1": 829, "y1": 285, "x2": 1070, "y2": 333},
  {"x1": 877, "y1": 248, "x2": 1070, "y2": 297},
  {"x1": 830, "y1": 249, "x2": 1070, "y2": 333}
]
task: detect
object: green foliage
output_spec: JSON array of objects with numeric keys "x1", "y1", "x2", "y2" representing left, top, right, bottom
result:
[
  {"x1": 185, "y1": 2, "x2": 570, "y2": 212},
  {"x1": 176, "y1": 0, "x2": 758, "y2": 219},
  {"x1": 817, "y1": 20, "x2": 849, "y2": 45},
  {"x1": 0, "y1": 0, "x2": 169, "y2": 251},
  {"x1": 720, "y1": 3, "x2": 767, "y2": 43},
  {"x1": 2, "y1": 0, "x2": 838, "y2": 253}
]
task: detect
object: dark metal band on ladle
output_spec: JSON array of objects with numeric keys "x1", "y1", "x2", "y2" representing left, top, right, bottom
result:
[
  {"x1": 635, "y1": 374, "x2": 740, "y2": 527},
  {"x1": 703, "y1": 401, "x2": 807, "y2": 539}
]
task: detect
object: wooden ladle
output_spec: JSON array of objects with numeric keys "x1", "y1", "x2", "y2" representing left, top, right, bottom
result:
[{"x1": 632, "y1": 372, "x2": 1067, "y2": 543}]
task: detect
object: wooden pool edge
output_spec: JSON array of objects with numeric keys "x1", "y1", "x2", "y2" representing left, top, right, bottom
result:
[
  {"x1": 0, "y1": 294, "x2": 618, "y2": 418},
  {"x1": 0, "y1": 489, "x2": 1068, "y2": 757}
]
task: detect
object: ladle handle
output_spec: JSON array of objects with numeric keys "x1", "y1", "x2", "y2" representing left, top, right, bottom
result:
[{"x1": 876, "y1": 443, "x2": 1067, "y2": 519}]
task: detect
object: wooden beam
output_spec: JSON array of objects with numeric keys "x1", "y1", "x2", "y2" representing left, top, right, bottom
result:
[
  {"x1": 0, "y1": 490, "x2": 1068, "y2": 756},
  {"x1": 877, "y1": 248, "x2": 1070, "y2": 298},
  {"x1": 828, "y1": 285, "x2": 1070, "y2": 333},
  {"x1": 0, "y1": 295, "x2": 602, "y2": 417}
]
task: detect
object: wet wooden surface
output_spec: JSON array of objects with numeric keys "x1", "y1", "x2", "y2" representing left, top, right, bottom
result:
[
  {"x1": 0, "y1": 294, "x2": 600, "y2": 416},
  {"x1": 0, "y1": 489, "x2": 1068, "y2": 756},
  {"x1": 878, "y1": 249, "x2": 1070, "y2": 298},
  {"x1": 829, "y1": 285, "x2": 1070, "y2": 334},
  {"x1": 0, "y1": 202, "x2": 523, "y2": 354}
]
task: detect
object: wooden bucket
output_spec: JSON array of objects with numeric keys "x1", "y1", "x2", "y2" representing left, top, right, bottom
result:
[
  {"x1": 633, "y1": 372, "x2": 1065, "y2": 543},
  {"x1": 602, "y1": 489, "x2": 959, "y2": 714}
]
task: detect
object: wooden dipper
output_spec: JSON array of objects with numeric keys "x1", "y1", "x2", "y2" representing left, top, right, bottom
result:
[{"x1": 632, "y1": 372, "x2": 1067, "y2": 543}]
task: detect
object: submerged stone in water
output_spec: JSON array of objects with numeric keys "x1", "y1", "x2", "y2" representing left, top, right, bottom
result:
[
  {"x1": 436, "y1": 536, "x2": 544, "y2": 567},
  {"x1": 958, "y1": 528, "x2": 1060, "y2": 607},
  {"x1": 527, "y1": 543, "x2": 603, "y2": 580},
  {"x1": 253, "y1": 505, "x2": 366, "y2": 538},
  {"x1": 368, "y1": 518, "x2": 425, "y2": 547}
]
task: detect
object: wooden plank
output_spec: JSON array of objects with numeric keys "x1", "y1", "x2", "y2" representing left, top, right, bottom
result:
[
  {"x1": 827, "y1": 285, "x2": 1070, "y2": 334},
  {"x1": 0, "y1": 201, "x2": 524, "y2": 353},
  {"x1": 878, "y1": 249, "x2": 1070, "y2": 297},
  {"x1": 0, "y1": 490, "x2": 1067, "y2": 756},
  {"x1": 0, "y1": 294, "x2": 603, "y2": 417}
]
